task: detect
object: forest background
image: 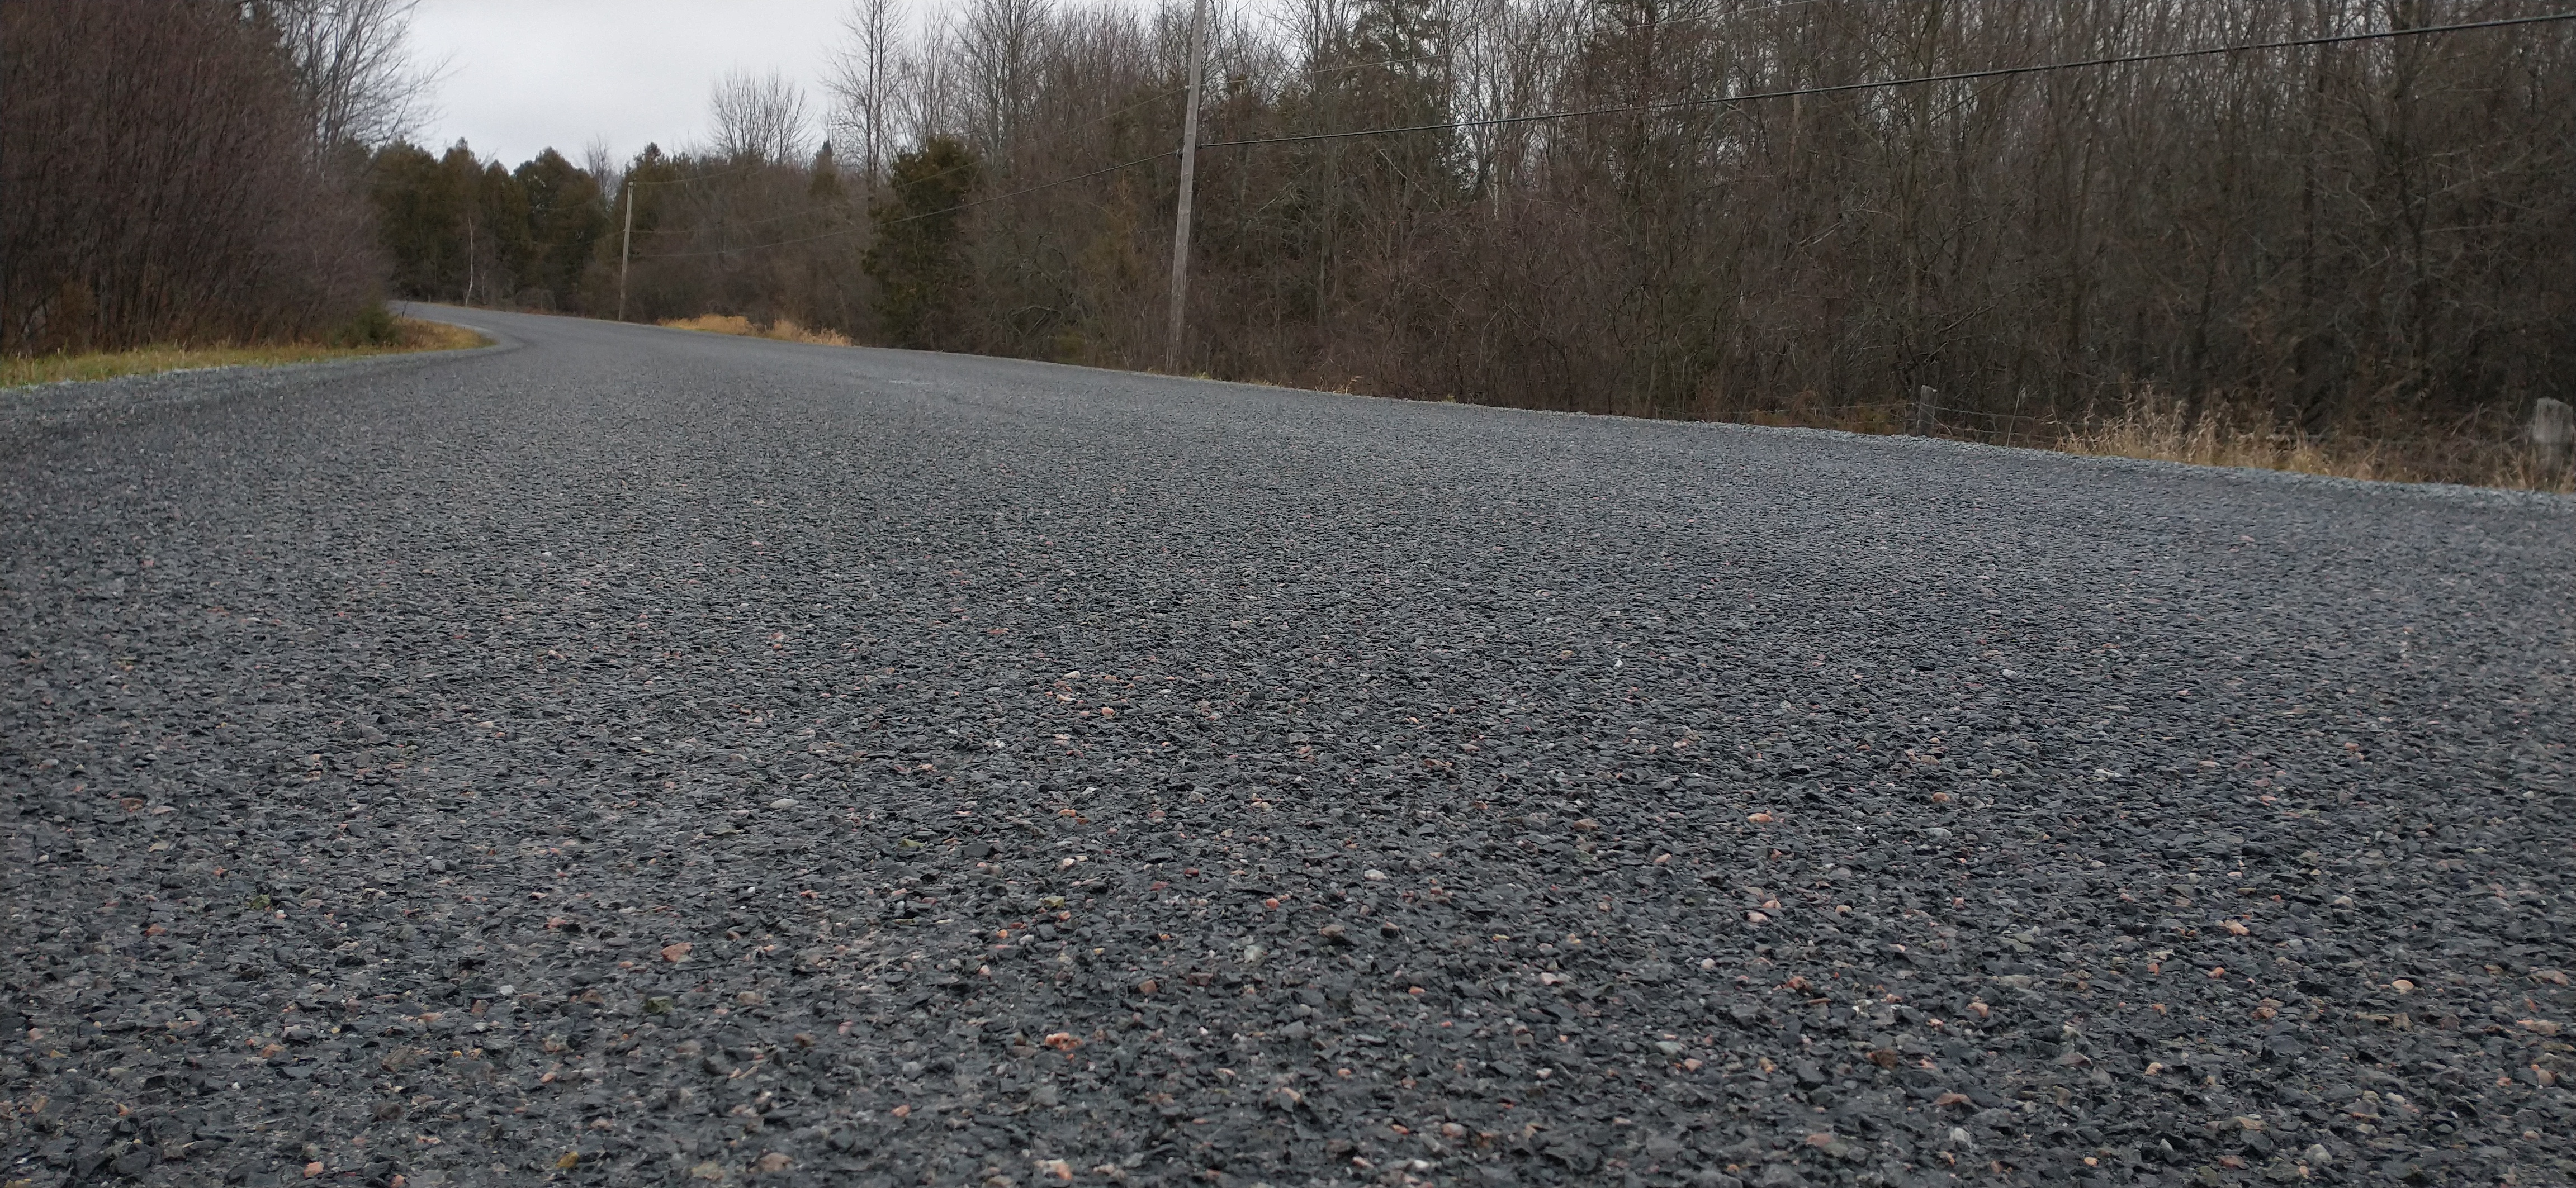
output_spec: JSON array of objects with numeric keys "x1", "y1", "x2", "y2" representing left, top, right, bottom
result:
[{"x1": 8, "y1": 0, "x2": 2573, "y2": 484}]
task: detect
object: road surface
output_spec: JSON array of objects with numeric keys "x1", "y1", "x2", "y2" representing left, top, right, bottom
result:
[{"x1": 4, "y1": 307, "x2": 2571, "y2": 1187}]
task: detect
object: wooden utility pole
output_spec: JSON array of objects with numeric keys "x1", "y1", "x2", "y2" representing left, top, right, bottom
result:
[
  {"x1": 1164, "y1": 0, "x2": 1210, "y2": 373},
  {"x1": 618, "y1": 182, "x2": 636, "y2": 322},
  {"x1": 2535, "y1": 397, "x2": 2573, "y2": 482}
]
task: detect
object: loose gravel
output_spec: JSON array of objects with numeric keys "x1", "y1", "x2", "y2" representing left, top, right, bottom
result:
[{"x1": 4, "y1": 307, "x2": 2572, "y2": 1188}]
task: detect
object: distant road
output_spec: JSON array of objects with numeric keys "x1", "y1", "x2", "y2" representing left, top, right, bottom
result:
[{"x1": 4, "y1": 306, "x2": 2568, "y2": 1186}]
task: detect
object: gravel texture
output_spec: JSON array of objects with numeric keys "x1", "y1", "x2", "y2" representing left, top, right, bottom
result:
[{"x1": 4, "y1": 306, "x2": 2573, "y2": 1188}]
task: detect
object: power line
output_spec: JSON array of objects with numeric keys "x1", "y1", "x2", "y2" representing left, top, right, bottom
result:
[
  {"x1": 871, "y1": 84, "x2": 1188, "y2": 195},
  {"x1": 1298, "y1": 0, "x2": 1826, "y2": 79},
  {"x1": 635, "y1": 150, "x2": 1178, "y2": 260},
  {"x1": 624, "y1": 203, "x2": 824, "y2": 236},
  {"x1": 627, "y1": 159, "x2": 783, "y2": 188},
  {"x1": 619, "y1": 3, "x2": 1822, "y2": 259},
  {"x1": 875, "y1": 148, "x2": 1180, "y2": 226},
  {"x1": 1200, "y1": 11, "x2": 2576, "y2": 150},
  {"x1": 630, "y1": 11, "x2": 2572, "y2": 262},
  {"x1": 837, "y1": 87, "x2": 1200, "y2": 207},
  {"x1": 1612, "y1": 0, "x2": 1828, "y2": 34},
  {"x1": 1090, "y1": 84, "x2": 1193, "y2": 131},
  {"x1": 645, "y1": 198, "x2": 853, "y2": 233},
  {"x1": 631, "y1": 87, "x2": 1189, "y2": 255}
]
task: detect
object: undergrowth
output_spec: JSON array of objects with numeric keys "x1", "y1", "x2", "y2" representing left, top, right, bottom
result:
[
  {"x1": 643, "y1": 313, "x2": 2576, "y2": 494},
  {"x1": 2057, "y1": 391, "x2": 2568, "y2": 493},
  {"x1": 1707, "y1": 387, "x2": 2567, "y2": 493},
  {"x1": 660, "y1": 314, "x2": 852, "y2": 348},
  {"x1": 1, "y1": 316, "x2": 486, "y2": 388}
]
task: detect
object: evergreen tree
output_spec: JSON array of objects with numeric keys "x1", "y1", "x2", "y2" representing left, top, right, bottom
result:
[
  {"x1": 513, "y1": 149, "x2": 607, "y2": 309},
  {"x1": 1339, "y1": 0, "x2": 1461, "y2": 201},
  {"x1": 368, "y1": 141, "x2": 458, "y2": 297},
  {"x1": 864, "y1": 137, "x2": 979, "y2": 349},
  {"x1": 474, "y1": 160, "x2": 532, "y2": 304},
  {"x1": 620, "y1": 144, "x2": 678, "y2": 240},
  {"x1": 811, "y1": 142, "x2": 845, "y2": 202}
]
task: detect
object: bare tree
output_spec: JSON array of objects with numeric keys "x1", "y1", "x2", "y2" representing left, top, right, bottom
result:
[
  {"x1": 825, "y1": 0, "x2": 905, "y2": 190},
  {"x1": 4, "y1": 0, "x2": 380, "y2": 353},
  {"x1": 249, "y1": 0, "x2": 445, "y2": 152},
  {"x1": 898, "y1": 14, "x2": 960, "y2": 148},
  {"x1": 581, "y1": 136, "x2": 621, "y2": 197},
  {"x1": 707, "y1": 68, "x2": 812, "y2": 165},
  {"x1": 445, "y1": 0, "x2": 2573, "y2": 478},
  {"x1": 956, "y1": 0, "x2": 1053, "y2": 160}
]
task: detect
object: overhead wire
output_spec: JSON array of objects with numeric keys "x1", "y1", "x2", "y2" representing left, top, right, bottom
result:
[
  {"x1": 632, "y1": 11, "x2": 2574, "y2": 260},
  {"x1": 1290, "y1": 0, "x2": 1824, "y2": 82},
  {"x1": 623, "y1": 8, "x2": 1736, "y2": 256},
  {"x1": 626, "y1": 158, "x2": 783, "y2": 189},
  {"x1": 1200, "y1": 11, "x2": 2576, "y2": 149},
  {"x1": 1613, "y1": 0, "x2": 1828, "y2": 32},
  {"x1": 633, "y1": 84, "x2": 1194, "y2": 258},
  {"x1": 622, "y1": 0, "x2": 1852, "y2": 258},
  {"x1": 636, "y1": 150, "x2": 1181, "y2": 259},
  {"x1": 620, "y1": 85, "x2": 1177, "y2": 215}
]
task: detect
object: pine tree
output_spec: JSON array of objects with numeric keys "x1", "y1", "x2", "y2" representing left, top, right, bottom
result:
[
  {"x1": 810, "y1": 142, "x2": 844, "y2": 202},
  {"x1": 475, "y1": 160, "x2": 532, "y2": 304},
  {"x1": 864, "y1": 138, "x2": 980, "y2": 349},
  {"x1": 368, "y1": 142, "x2": 456, "y2": 298},
  {"x1": 513, "y1": 149, "x2": 607, "y2": 310}
]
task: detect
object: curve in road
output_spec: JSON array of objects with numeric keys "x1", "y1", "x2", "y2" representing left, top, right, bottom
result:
[{"x1": 4, "y1": 307, "x2": 2570, "y2": 1187}]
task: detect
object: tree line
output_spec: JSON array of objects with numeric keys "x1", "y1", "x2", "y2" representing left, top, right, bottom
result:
[
  {"x1": 815, "y1": 0, "x2": 2572, "y2": 440},
  {"x1": 411, "y1": 0, "x2": 2566, "y2": 443},
  {"x1": 13, "y1": 0, "x2": 2570, "y2": 454},
  {"x1": 2, "y1": 0, "x2": 430, "y2": 354}
]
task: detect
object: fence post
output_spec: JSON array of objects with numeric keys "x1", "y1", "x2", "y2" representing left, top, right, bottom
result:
[
  {"x1": 2535, "y1": 397, "x2": 2573, "y2": 481},
  {"x1": 1912, "y1": 385, "x2": 1937, "y2": 436}
]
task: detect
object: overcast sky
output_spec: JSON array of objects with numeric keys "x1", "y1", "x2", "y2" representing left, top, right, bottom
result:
[{"x1": 406, "y1": 0, "x2": 853, "y2": 168}]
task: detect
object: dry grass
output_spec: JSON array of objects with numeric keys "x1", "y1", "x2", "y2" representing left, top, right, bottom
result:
[
  {"x1": 659, "y1": 313, "x2": 853, "y2": 348},
  {"x1": 2060, "y1": 391, "x2": 2568, "y2": 493},
  {"x1": 659, "y1": 313, "x2": 759, "y2": 336},
  {"x1": 0, "y1": 317, "x2": 486, "y2": 388},
  {"x1": 1698, "y1": 387, "x2": 2567, "y2": 492}
]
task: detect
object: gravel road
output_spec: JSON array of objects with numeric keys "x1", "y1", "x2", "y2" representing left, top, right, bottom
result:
[{"x1": 5, "y1": 307, "x2": 2572, "y2": 1188}]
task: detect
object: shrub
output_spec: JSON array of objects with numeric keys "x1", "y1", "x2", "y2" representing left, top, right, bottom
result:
[{"x1": 1, "y1": 1, "x2": 381, "y2": 354}]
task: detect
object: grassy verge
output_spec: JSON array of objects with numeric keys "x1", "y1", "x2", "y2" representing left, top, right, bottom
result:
[
  {"x1": 2054, "y1": 396, "x2": 2566, "y2": 493},
  {"x1": 1699, "y1": 390, "x2": 2568, "y2": 493},
  {"x1": 660, "y1": 313, "x2": 853, "y2": 347},
  {"x1": 0, "y1": 317, "x2": 487, "y2": 389}
]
